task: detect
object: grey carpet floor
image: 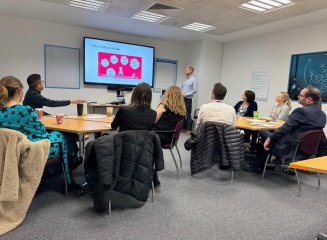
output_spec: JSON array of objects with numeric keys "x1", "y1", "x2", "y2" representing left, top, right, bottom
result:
[{"x1": 1, "y1": 133, "x2": 327, "y2": 240}]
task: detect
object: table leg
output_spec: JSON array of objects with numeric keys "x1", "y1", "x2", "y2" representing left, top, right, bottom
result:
[
  {"x1": 294, "y1": 169, "x2": 301, "y2": 197},
  {"x1": 78, "y1": 133, "x2": 85, "y2": 157}
]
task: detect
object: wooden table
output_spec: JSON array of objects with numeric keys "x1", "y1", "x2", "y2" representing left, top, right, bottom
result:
[
  {"x1": 289, "y1": 157, "x2": 327, "y2": 196},
  {"x1": 236, "y1": 116, "x2": 284, "y2": 131},
  {"x1": 42, "y1": 116, "x2": 112, "y2": 155},
  {"x1": 63, "y1": 114, "x2": 113, "y2": 123}
]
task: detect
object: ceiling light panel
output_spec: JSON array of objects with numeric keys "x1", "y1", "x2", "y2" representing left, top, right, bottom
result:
[
  {"x1": 239, "y1": 0, "x2": 294, "y2": 13},
  {"x1": 181, "y1": 22, "x2": 216, "y2": 32},
  {"x1": 68, "y1": 0, "x2": 112, "y2": 12},
  {"x1": 132, "y1": 11, "x2": 169, "y2": 23}
]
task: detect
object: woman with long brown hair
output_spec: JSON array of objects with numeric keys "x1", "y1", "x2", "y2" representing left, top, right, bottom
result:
[{"x1": 111, "y1": 82, "x2": 156, "y2": 131}]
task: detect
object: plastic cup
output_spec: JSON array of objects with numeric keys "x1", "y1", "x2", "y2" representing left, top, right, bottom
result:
[
  {"x1": 106, "y1": 107, "x2": 113, "y2": 117},
  {"x1": 35, "y1": 108, "x2": 43, "y2": 120},
  {"x1": 77, "y1": 104, "x2": 83, "y2": 116},
  {"x1": 56, "y1": 114, "x2": 64, "y2": 124},
  {"x1": 253, "y1": 111, "x2": 259, "y2": 119}
]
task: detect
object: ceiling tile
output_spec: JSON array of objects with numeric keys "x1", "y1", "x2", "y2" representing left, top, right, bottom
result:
[
  {"x1": 104, "y1": 5, "x2": 139, "y2": 17},
  {"x1": 159, "y1": 0, "x2": 200, "y2": 7},
  {"x1": 173, "y1": 8, "x2": 214, "y2": 20},
  {"x1": 39, "y1": 0, "x2": 67, "y2": 4},
  {"x1": 219, "y1": 0, "x2": 249, "y2": 7},
  {"x1": 242, "y1": 14, "x2": 274, "y2": 26},
  {"x1": 296, "y1": 0, "x2": 327, "y2": 11},
  {"x1": 209, "y1": 21, "x2": 253, "y2": 35},
  {"x1": 266, "y1": 4, "x2": 311, "y2": 19},
  {"x1": 185, "y1": 0, "x2": 235, "y2": 16},
  {"x1": 160, "y1": 16, "x2": 193, "y2": 27},
  {"x1": 111, "y1": 0, "x2": 153, "y2": 9},
  {"x1": 204, "y1": 8, "x2": 257, "y2": 27}
]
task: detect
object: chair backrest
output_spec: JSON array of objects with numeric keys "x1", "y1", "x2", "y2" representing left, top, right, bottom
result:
[
  {"x1": 298, "y1": 129, "x2": 324, "y2": 155},
  {"x1": 173, "y1": 120, "x2": 184, "y2": 145}
]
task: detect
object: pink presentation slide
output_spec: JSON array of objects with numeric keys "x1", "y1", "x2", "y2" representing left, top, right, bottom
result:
[{"x1": 98, "y1": 52, "x2": 142, "y2": 79}]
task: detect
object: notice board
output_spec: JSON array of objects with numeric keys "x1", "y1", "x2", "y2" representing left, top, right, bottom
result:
[{"x1": 44, "y1": 45, "x2": 80, "y2": 89}]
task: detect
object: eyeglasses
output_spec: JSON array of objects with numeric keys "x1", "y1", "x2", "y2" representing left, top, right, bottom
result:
[{"x1": 298, "y1": 94, "x2": 306, "y2": 98}]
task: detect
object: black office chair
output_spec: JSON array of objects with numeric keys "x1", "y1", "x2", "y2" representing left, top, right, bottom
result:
[
  {"x1": 262, "y1": 129, "x2": 324, "y2": 179},
  {"x1": 45, "y1": 141, "x2": 68, "y2": 196},
  {"x1": 262, "y1": 129, "x2": 324, "y2": 196}
]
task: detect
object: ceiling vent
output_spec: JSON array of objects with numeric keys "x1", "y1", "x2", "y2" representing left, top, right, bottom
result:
[{"x1": 145, "y1": 2, "x2": 182, "y2": 17}]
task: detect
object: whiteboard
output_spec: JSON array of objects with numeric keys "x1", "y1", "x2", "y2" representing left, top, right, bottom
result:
[
  {"x1": 250, "y1": 71, "x2": 270, "y2": 101},
  {"x1": 44, "y1": 45, "x2": 80, "y2": 89},
  {"x1": 154, "y1": 58, "x2": 177, "y2": 92}
]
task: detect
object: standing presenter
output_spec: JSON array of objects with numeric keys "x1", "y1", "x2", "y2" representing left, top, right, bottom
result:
[{"x1": 181, "y1": 65, "x2": 197, "y2": 134}]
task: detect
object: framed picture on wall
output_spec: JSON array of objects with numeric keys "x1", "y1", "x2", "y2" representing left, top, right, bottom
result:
[{"x1": 288, "y1": 51, "x2": 327, "y2": 102}]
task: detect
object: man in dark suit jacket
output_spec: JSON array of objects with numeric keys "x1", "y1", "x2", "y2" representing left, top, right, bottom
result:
[
  {"x1": 247, "y1": 86, "x2": 326, "y2": 173},
  {"x1": 23, "y1": 73, "x2": 82, "y2": 115}
]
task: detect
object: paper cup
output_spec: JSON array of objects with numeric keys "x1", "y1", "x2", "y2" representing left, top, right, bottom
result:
[
  {"x1": 56, "y1": 114, "x2": 64, "y2": 124},
  {"x1": 35, "y1": 108, "x2": 43, "y2": 120}
]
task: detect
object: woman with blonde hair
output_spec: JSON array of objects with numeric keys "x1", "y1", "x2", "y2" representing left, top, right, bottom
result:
[
  {"x1": 0, "y1": 76, "x2": 79, "y2": 189},
  {"x1": 269, "y1": 92, "x2": 291, "y2": 120},
  {"x1": 154, "y1": 86, "x2": 186, "y2": 145}
]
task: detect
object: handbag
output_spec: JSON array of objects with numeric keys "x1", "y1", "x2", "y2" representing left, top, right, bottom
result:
[{"x1": 184, "y1": 133, "x2": 197, "y2": 151}]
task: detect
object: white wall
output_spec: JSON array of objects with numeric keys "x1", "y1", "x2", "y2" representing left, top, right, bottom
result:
[
  {"x1": 221, "y1": 21, "x2": 327, "y2": 119},
  {"x1": 185, "y1": 40, "x2": 224, "y2": 112},
  {"x1": 0, "y1": 14, "x2": 191, "y2": 114}
]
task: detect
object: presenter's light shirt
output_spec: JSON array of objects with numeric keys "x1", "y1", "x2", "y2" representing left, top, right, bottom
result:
[{"x1": 181, "y1": 75, "x2": 197, "y2": 99}]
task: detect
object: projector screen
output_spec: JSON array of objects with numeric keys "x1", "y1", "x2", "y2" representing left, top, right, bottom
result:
[{"x1": 84, "y1": 37, "x2": 155, "y2": 88}]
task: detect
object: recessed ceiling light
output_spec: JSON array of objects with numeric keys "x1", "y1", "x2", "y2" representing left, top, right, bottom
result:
[
  {"x1": 181, "y1": 22, "x2": 216, "y2": 32},
  {"x1": 132, "y1": 11, "x2": 169, "y2": 23},
  {"x1": 68, "y1": 0, "x2": 112, "y2": 12},
  {"x1": 239, "y1": 0, "x2": 294, "y2": 13}
]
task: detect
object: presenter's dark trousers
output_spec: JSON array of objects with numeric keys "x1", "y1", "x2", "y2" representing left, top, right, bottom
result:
[{"x1": 184, "y1": 97, "x2": 192, "y2": 131}]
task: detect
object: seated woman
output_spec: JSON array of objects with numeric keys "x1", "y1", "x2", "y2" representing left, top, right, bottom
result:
[
  {"x1": 234, "y1": 90, "x2": 258, "y2": 151},
  {"x1": 153, "y1": 86, "x2": 186, "y2": 145},
  {"x1": 234, "y1": 90, "x2": 257, "y2": 117},
  {"x1": 111, "y1": 83, "x2": 160, "y2": 186},
  {"x1": 111, "y1": 82, "x2": 156, "y2": 131},
  {"x1": 0, "y1": 76, "x2": 78, "y2": 187},
  {"x1": 269, "y1": 92, "x2": 291, "y2": 121}
]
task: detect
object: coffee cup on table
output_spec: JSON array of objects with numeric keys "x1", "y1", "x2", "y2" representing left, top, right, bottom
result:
[
  {"x1": 253, "y1": 111, "x2": 259, "y2": 119},
  {"x1": 77, "y1": 104, "x2": 83, "y2": 116},
  {"x1": 35, "y1": 108, "x2": 43, "y2": 120},
  {"x1": 106, "y1": 107, "x2": 113, "y2": 117},
  {"x1": 56, "y1": 114, "x2": 64, "y2": 124}
]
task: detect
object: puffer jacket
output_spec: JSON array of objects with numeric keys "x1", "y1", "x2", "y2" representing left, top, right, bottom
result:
[
  {"x1": 84, "y1": 130, "x2": 164, "y2": 211},
  {"x1": 190, "y1": 122, "x2": 244, "y2": 175}
]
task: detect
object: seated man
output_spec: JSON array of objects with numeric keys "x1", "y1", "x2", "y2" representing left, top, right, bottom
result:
[
  {"x1": 196, "y1": 82, "x2": 236, "y2": 129},
  {"x1": 23, "y1": 73, "x2": 83, "y2": 114},
  {"x1": 246, "y1": 86, "x2": 326, "y2": 173}
]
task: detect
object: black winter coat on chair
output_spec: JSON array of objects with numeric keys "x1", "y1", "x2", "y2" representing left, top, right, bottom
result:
[
  {"x1": 189, "y1": 122, "x2": 244, "y2": 175},
  {"x1": 84, "y1": 130, "x2": 164, "y2": 211}
]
